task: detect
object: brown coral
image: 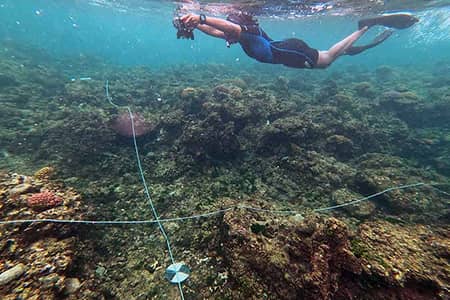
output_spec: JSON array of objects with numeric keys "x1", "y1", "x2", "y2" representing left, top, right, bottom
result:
[{"x1": 34, "y1": 166, "x2": 55, "y2": 181}]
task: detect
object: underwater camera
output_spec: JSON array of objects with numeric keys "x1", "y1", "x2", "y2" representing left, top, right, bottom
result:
[{"x1": 173, "y1": 8, "x2": 194, "y2": 40}]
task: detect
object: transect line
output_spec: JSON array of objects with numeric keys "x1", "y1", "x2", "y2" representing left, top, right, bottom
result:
[
  {"x1": 1, "y1": 183, "x2": 447, "y2": 226},
  {"x1": 105, "y1": 81, "x2": 184, "y2": 299},
  {"x1": 312, "y1": 182, "x2": 426, "y2": 212}
]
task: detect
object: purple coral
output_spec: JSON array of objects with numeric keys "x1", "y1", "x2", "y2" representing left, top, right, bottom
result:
[{"x1": 111, "y1": 112, "x2": 153, "y2": 138}]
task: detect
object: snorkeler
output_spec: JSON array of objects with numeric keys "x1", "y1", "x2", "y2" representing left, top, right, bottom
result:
[{"x1": 176, "y1": 12, "x2": 419, "y2": 69}]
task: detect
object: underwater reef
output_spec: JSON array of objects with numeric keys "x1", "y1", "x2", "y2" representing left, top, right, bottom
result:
[
  {"x1": 0, "y1": 43, "x2": 449, "y2": 299},
  {"x1": 0, "y1": 170, "x2": 87, "y2": 299},
  {"x1": 213, "y1": 206, "x2": 449, "y2": 299}
]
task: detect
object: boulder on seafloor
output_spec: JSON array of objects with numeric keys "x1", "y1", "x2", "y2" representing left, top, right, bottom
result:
[{"x1": 0, "y1": 263, "x2": 27, "y2": 286}]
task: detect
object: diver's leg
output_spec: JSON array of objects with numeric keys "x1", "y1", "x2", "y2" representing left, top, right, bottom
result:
[
  {"x1": 344, "y1": 29, "x2": 394, "y2": 56},
  {"x1": 316, "y1": 26, "x2": 368, "y2": 68}
]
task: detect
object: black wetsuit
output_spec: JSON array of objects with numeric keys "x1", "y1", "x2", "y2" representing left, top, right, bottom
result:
[{"x1": 236, "y1": 25, "x2": 319, "y2": 69}]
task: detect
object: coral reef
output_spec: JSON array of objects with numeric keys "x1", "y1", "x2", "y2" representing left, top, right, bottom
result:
[
  {"x1": 354, "y1": 220, "x2": 449, "y2": 299},
  {"x1": 214, "y1": 208, "x2": 449, "y2": 299},
  {"x1": 0, "y1": 172, "x2": 87, "y2": 299},
  {"x1": 218, "y1": 210, "x2": 362, "y2": 300},
  {"x1": 0, "y1": 43, "x2": 449, "y2": 299}
]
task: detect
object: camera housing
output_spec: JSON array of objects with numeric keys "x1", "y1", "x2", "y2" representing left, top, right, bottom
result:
[{"x1": 173, "y1": 17, "x2": 194, "y2": 40}]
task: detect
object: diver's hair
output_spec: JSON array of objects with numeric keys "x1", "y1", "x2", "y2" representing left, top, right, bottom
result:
[{"x1": 226, "y1": 12, "x2": 258, "y2": 27}]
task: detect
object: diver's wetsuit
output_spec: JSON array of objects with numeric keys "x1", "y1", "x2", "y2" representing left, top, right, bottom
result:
[{"x1": 236, "y1": 25, "x2": 319, "y2": 69}]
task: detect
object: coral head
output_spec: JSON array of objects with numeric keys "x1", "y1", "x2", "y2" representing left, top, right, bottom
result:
[
  {"x1": 27, "y1": 191, "x2": 62, "y2": 210},
  {"x1": 111, "y1": 112, "x2": 153, "y2": 138}
]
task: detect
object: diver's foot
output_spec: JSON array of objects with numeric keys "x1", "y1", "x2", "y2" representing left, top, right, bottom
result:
[
  {"x1": 344, "y1": 45, "x2": 366, "y2": 56},
  {"x1": 344, "y1": 29, "x2": 394, "y2": 56},
  {"x1": 373, "y1": 28, "x2": 394, "y2": 44},
  {"x1": 358, "y1": 12, "x2": 419, "y2": 30}
]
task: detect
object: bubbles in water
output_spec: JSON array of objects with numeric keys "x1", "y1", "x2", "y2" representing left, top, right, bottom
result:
[{"x1": 407, "y1": 7, "x2": 450, "y2": 47}]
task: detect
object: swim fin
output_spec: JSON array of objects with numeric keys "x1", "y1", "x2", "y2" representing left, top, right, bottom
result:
[
  {"x1": 358, "y1": 12, "x2": 419, "y2": 29},
  {"x1": 345, "y1": 29, "x2": 394, "y2": 56}
]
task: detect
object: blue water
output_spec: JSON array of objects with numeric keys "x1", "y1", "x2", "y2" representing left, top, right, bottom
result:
[{"x1": 1, "y1": 0, "x2": 449, "y2": 70}]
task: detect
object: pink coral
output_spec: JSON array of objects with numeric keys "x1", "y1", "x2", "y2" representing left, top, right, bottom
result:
[
  {"x1": 27, "y1": 191, "x2": 62, "y2": 210},
  {"x1": 111, "y1": 112, "x2": 154, "y2": 137}
]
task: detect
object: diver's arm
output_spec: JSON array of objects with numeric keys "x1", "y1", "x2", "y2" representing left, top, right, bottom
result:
[
  {"x1": 196, "y1": 24, "x2": 227, "y2": 39},
  {"x1": 181, "y1": 13, "x2": 241, "y2": 40}
]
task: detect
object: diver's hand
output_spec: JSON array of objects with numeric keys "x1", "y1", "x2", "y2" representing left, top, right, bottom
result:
[{"x1": 180, "y1": 13, "x2": 200, "y2": 29}]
